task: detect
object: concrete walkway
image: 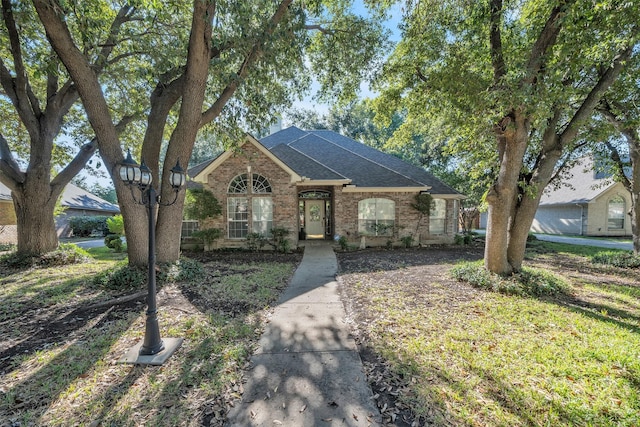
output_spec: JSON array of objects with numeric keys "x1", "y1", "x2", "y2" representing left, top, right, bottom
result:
[{"x1": 225, "y1": 241, "x2": 381, "y2": 426}]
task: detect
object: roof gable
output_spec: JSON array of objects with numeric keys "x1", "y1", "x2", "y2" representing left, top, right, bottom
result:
[
  {"x1": 540, "y1": 158, "x2": 620, "y2": 206},
  {"x1": 190, "y1": 134, "x2": 302, "y2": 184}
]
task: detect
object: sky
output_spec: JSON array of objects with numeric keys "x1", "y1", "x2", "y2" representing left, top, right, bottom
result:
[{"x1": 79, "y1": 1, "x2": 404, "y2": 189}]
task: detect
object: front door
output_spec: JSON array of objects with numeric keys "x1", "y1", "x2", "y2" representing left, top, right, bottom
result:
[{"x1": 305, "y1": 200, "x2": 325, "y2": 239}]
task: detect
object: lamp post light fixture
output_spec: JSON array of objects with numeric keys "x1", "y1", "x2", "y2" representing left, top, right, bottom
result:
[{"x1": 118, "y1": 150, "x2": 186, "y2": 365}]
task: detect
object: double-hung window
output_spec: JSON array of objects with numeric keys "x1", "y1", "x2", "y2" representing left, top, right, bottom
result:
[{"x1": 358, "y1": 198, "x2": 395, "y2": 236}]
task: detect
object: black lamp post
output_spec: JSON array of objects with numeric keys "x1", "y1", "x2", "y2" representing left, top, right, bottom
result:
[{"x1": 118, "y1": 150, "x2": 186, "y2": 364}]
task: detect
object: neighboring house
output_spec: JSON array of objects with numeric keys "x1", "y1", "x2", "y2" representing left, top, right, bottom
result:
[
  {"x1": 0, "y1": 181, "x2": 120, "y2": 243},
  {"x1": 190, "y1": 126, "x2": 464, "y2": 248},
  {"x1": 530, "y1": 158, "x2": 632, "y2": 237}
]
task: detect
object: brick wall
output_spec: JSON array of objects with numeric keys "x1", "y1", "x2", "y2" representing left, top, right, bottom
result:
[
  {"x1": 332, "y1": 189, "x2": 456, "y2": 247},
  {"x1": 201, "y1": 143, "x2": 299, "y2": 248}
]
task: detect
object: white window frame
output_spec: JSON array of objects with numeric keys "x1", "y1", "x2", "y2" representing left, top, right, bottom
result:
[
  {"x1": 429, "y1": 199, "x2": 447, "y2": 235},
  {"x1": 358, "y1": 198, "x2": 395, "y2": 236},
  {"x1": 607, "y1": 195, "x2": 625, "y2": 230},
  {"x1": 228, "y1": 197, "x2": 248, "y2": 238},
  {"x1": 252, "y1": 197, "x2": 273, "y2": 235}
]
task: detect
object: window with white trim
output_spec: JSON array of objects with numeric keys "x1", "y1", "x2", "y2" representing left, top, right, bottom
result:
[
  {"x1": 358, "y1": 198, "x2": 395, "y2": 236},
  {"x1": 608, "y1": 195, "x2": 625, "y2": 230},
  {"x1": 227, "y1": 173, "x2": 272, "y2": 238},
  {"x1": 429, "y1": 199, "x2": 446, "y2": 235},
  {"x1": 252, "y1": 197, "x2": 273, "y2": 234}
]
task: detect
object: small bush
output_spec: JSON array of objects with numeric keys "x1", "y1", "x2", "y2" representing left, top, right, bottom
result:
[
  {"x1": 451, "y1": 261, "x2": 570, "y2": 297},
  {"x1": 93, "y1": 260, "x2": 147, "y2": 291},
  {"x1": 192, "y1": 228, "x2": 223, "y2": 245},
  {"x1": 400, "y1": 235, "x2": 413, "y2": 248},
  {"x1": 104, "y1": 234, "x2": 123, "y2": 252},
  {"x1": 271, "y1": 227, "x2": 291, "y2": 253},
  {"x1": 0, "y1": 243, "x2": 16, "y2": 252},
  {"x1": 246, "y1": 232, "x2": 267, "y2": 251},
  {"x1": 0, "y1": 243, "x2": 91, "y2": 269},
  {"x1": 454, "y1": 233, "x2": 474, "y2": 245},
  {"x1": 68, "y1": 216, "x2": 109, "y2": 237},
  {"x1": 106, "y1": 215, "x2": 124, "y2": 235},
  {"x1": 592, "y1": 251, "x2": 640, "y2": 268},
  {"x1": 338, "y1": 235, "x2": 349, "y2": 251},
  {"x1": 158, "y1": 257, "x2": 205, "y2": 282}
]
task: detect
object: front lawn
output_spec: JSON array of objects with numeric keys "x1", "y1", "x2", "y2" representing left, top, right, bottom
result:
[{"x1": 337, "y1": 243, "x2": 640, "y2": 426}]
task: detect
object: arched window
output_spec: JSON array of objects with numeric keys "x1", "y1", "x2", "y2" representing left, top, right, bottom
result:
[
  {"x1": 227, "y1": 173, "x2": 272, "y2": 194},
  {"x1": 358, "y1": 198, "x2": 395, "y2": 236},
  {"x1": 227, "y1": 173, "x2": 272, "y2": 238},
  {"x1": 608, "y1": 195, "x2": 625, "y2": 230}
]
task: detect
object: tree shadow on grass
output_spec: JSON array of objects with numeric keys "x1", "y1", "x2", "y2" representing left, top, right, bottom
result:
[{"x1": 0, "y1": 303, "x2": 139, "y2": 425}]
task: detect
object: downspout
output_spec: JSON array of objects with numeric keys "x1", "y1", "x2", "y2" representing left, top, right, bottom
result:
[{"x1": 576, "y1": 203, "x2": 584, "y2": 235}]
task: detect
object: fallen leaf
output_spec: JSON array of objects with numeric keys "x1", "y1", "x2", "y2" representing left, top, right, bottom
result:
[
  {"x1": 328, "y1": 401, "x2": 339, "y2": 407},
  {"x1": 353, "y1": 413, "x2": 359, "y2": 421},
  {"x1": 273, "y1": 420, "x2": 283, "y2": 425},
  {"x1": 299, "y1": 404, "x2": 307, "y2": 413}
]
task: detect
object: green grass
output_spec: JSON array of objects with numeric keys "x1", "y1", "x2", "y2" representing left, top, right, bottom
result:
[
  {"x1": 0, "y1": 252, "x2": 298, "y2": 426},
  {"x1": 339, "y1": 248, "x2": 640, "y2": 426}
]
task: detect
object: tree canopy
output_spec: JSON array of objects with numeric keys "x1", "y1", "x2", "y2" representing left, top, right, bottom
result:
[{"x1": 373, "y1": 0, "x2": 639, "y2": 274}]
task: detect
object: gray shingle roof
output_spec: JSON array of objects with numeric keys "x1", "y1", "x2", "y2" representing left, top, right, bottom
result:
[
  {"x1": 0, "y1": 181, "x2": 119, "y2": 212},
  {"x1": 264, "y1": 127, "x2": 462, "y2": 194},
  {"x1": 540, "y1": 158, "x2": 616, "y2": 206}
]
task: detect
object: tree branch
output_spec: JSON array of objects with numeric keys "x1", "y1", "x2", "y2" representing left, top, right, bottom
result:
[
  {"x1": 559, "y1": 45, "x2": 633, "y2": 146},
  {"x1": 0, "y1": 133, "x2": 26, "y2": 188},
  {"x1": 489, "y1": 0, "x2": 506, "y2": 83},
  {"x1": 201, "y1": 0, "x2": 293, "y2": 125},
  {"x1": 522, "y1": 0, "x2": 570, "y2": 87},
  {"x1": 1, "y1": 0, "x2": 40, "y2": 134}
]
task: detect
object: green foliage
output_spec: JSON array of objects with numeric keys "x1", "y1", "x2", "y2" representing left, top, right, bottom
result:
[
  {"x1": 246, "y1": 232, "x2": 268, "y2": 251},
  {"x1": 0, "y1": 243, "x2": 16, "y2": 252},
  {"x1": 104, "y1": 234, "x2": 123, "y2": 252},
  {"x1": 0, "y1": 243, "x2": 91, "y2": 270},
  {"x1": 411, "y1": 193, "x2": 433, "y2": 216},
  {"x1": 338, "y1": 235, "x2": 349, "y2": 251},
  {"x1": 106, "y1": 215, "x2": 124, "y2": 235},
  {"x1": 400, "y1": 235, "x2": 413, "y2": 248},
  {"x1": 184, "y1": 188, "x2": 222, "y2": 221},
  {"x1": 92, "y1": 260, "x2": 147, "y2": 291},
  {"x1": 451, "y1": 261, "x2": 570, "y2": 297},
  {"x1": 270, "y1": 227, "x2": 291, "y2": 254},
  {"x1": 68, "y1": 216, "x2": 109, "y2": 237},
  {"x1": 454, "y1": 233, "x2": 473, "y2": 245},
  {"x1": 592, "y1": 251, "x2": 640, "y2": 268},
  {"x1": 158, "y1": 257, "x2": 205, "y2": 283},
  {"x1": 191, "y1": 228, "x2": 223, "y2": 244}
]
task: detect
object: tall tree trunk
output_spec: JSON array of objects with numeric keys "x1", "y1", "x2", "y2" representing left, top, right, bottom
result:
[
  {"x1": 506, "y1": 149, "x2": 563, "y2": 270},
  {"x1": 627, "y1": 140, "x2": 640, "y2": 255},
  {"x1": 12, "y1": 174, "x2": 59, "y2": 254},
  {"x1": 484, "y1": 111, "x2": 530, "y2": 275}
]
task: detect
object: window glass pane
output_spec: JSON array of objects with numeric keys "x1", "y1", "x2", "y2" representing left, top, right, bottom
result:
[
  {"x1": 358, "y1": 198, "x2": 395, "y2": 236},
  {"x1": 228, "y1": 174, "x2": 248, "y2": 193},
  {"x1": 429, "y1": 199, "x2": 446, "y2": 234},
  {"x1": 252, "y1": 197, "x2": 273, "y2": 235},
  {"x1": 228, "y1": 197, "x2": 248, "y2": 238},
  {"x1": 252, "y1": 174, "x2": 272, "y2": 193},
  {"x1": 608, "y1": 196, "x2": 625, "y2": 229}
]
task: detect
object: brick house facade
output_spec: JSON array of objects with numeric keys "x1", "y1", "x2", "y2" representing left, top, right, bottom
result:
[{"x1": 191, "y1": 128, "x2": 464, "y2": 249}]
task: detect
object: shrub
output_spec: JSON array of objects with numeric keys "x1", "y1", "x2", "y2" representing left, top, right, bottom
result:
[
  {"x1": 192, "y1": 228, "x2": 223, "y2": 247},
  {"x1": 106, "y1": 215, "x2": 124, "y2": 235},
  {"x1": 451, "y1": 261, "x2": 570, "y2": 297},
  {"x1": 104, "y1": 234, "x2": 123, "y2": 252},
  {"x1": 93, "y1": 260, "x2": 147, "y2": 291},
  {"x1": 68, "y1": 216, "x2": 109, "y2": 237},
  {"x1": 246, "y1": 232, "x2": 267, "y2": 251},
  {"x1": 400, "y1": 235, "x2": 413, "y2": 248},
  {"x1": 271, "y1": 227, "x2": 291, "y2": 253},
  {"x1": 0, "y1": 243, "x2": 90, "y2": 270},
  {"x1": 338, "y1": 235, "x2": 349, "y2": 251},
  {"x1": 454, "y1": 233, "x2": 474, "y2": 245},
  {"x1": 0, "y1": 243, "x2": 16, "y2": 252},
  {"x1": 158, "y1": 257, "x2": 205, "y2": 282},
  {"x1": 592, "y1": 251, "x2": 640, "y2": 268}
]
